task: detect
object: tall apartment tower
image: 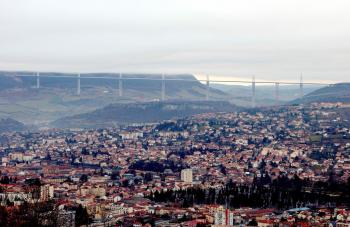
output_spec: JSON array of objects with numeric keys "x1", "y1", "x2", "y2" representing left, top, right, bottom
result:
[
  {"x1": 40, "y1": 184, "x2": 54, "y2": 201},
  {"x1": 181, "y1": 168, "x2": 193, "y2": 183}
]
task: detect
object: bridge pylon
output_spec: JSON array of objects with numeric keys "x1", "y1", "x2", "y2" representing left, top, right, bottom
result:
[
  {"x1": 77, "y1": 73, "x2": 81, "y2": 96},
  {"x1": 206, "y1": 75, "x2": 210, "y2": 101},
  {"x1": 36, "y1": 72, "x2": 40, "y2": 89},
  {"x1": 118, "y1": 73, "x2": 123, "y2": 97}
]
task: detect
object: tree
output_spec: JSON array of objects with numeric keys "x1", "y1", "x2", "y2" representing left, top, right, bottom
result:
[
  {"x1": 25, "y1": 178, "x2": 41, "y2": 186},
  {"x1": 75, "y1": 205, "x2": 89, "y2": 226},
  {"x1": 144, "y1": 172, "x2": 153, "y2": 183},
  {"x1": 0, "y1": 206, "x2": 8, "y2": 226},
  {"x1": 247, "y1": 218, "x2": 258, "y2": 226},
  {"x1": 0, "y1": 176, "x2": 10, "y2": 184},
  {"x1": 80, "y1": 174, "x2": 88, "y2": 183}
]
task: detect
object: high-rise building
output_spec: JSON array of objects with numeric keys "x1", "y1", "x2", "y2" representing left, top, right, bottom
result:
[
  {"x1": 214, "y1": 206, "x2": 241, "y2": 226},
  {"x1": 181, "y1": 168, "x2": 193, "y2": 183},
  {"x1": 214, "y1": 206, "x2": 226, "y2": 225},
  {"x1": 40, "y1": 184, "x2": 54, "y2": 201}
]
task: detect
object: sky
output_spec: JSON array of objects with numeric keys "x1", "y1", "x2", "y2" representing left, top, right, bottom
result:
[{"x1": 0, "y1": 0, "x2": 350, "y2": 82}]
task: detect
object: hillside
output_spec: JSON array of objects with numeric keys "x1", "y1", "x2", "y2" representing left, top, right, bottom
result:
[
  {"x1": 211, "y1": 84, "x2": 322, "y2": 106},
  {"x1": 51, "y1": 101, "x2": 240, "y2": 128},
  {"x1": 292, "y1": 83, "x2": 350, "y2": 104},
  {"x1": 0, "y1": 71, "x2": 229, "y2": 125},
  {"x1": 0, "y1": 118, "x2": 26, "y2": 133}
]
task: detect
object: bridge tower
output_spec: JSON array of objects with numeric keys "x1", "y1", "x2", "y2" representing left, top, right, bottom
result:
[
  {"x1": 118, "y1": 73, "x2": 123, "y2": 97},
  {"x1": 206, "y1": 74, "x2": 210, "y2": 101},
  {"x1": 36, "y1": 72, "x2": 40, "y2": 89},
  {"x1": 161, "y1": 74, "x2": 165, "y2": 101},
  {"x1": 77, "y1": 73, "x2": 81, "y2": 96},
  {"x1": 251, "y1": 75, "x2": 256, "y2": 108}
]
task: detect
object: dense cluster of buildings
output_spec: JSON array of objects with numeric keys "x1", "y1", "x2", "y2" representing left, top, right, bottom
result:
[{"x1": 0, "y1": 102, "x2": 350, "y2": 226}]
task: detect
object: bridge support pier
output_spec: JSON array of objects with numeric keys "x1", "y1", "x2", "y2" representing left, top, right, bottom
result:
[
  {"x1": 118, "y1": 73, "x2": 123, "y2": 97},
  {"x1": 36, "y1": 72, "x2": 40, "y2": 89}
]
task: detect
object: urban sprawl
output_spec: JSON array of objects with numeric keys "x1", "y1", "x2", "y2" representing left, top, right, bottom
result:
[{"x1": 1, "y1": 103, "x2": 350, "y2": 226}]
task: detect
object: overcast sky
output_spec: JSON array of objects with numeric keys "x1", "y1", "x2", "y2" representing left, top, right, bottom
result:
[{"x1": 0, "y1": 0, "x2": 349, "y2": 82}]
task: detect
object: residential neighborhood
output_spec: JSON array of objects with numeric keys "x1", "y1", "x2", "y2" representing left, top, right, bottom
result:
[{"x1": 1, "y1": 102, "x2": 350, "y2": 226}]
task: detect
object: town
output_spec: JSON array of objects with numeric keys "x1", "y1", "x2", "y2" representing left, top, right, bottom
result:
[{"x1": 1, "y1": 102, "x2": 350, "y2": 226}]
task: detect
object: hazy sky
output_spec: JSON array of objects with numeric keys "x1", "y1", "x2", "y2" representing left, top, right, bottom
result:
[{"x1": 0, "y1": 0, "x2": 349, "y2": 82}]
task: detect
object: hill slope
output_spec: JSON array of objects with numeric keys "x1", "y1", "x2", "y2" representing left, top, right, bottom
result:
[
  {"x1": 0, "y1": 118, "x2": 26, "y2": 133},
  {"x1": 293, "y1": 83, "x2": 350, "y2": 104},
  {"x1": 212, "y1": 84, "x2": 322, "y2": 106},
  {"x1": 51, "y1": 101, "x2": 240, "y2": 128}
]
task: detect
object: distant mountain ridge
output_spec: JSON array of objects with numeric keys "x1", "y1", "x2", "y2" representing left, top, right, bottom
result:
[
  {"x1": 1, "y1": 70, "x2": 349, "y2": 129},
  {"x1": 51, "y1": 101, "x2": 240, "y2": 129}
]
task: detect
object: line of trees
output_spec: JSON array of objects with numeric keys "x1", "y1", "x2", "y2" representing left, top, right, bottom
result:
[{"x1": 149, "y1": 175, "x2": 350, "y2": 210}]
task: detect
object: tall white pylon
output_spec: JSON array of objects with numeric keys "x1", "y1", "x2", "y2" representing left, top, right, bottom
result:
[
  {"x1": 206, "y1": 75, "x2": 210, "y2": 101},
  {"x1": 36, "y1": 72, "x2": 40, "y2": 89},
  {"x1": 118, "y1": 73, "x2": 123, "y2": 97}
]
